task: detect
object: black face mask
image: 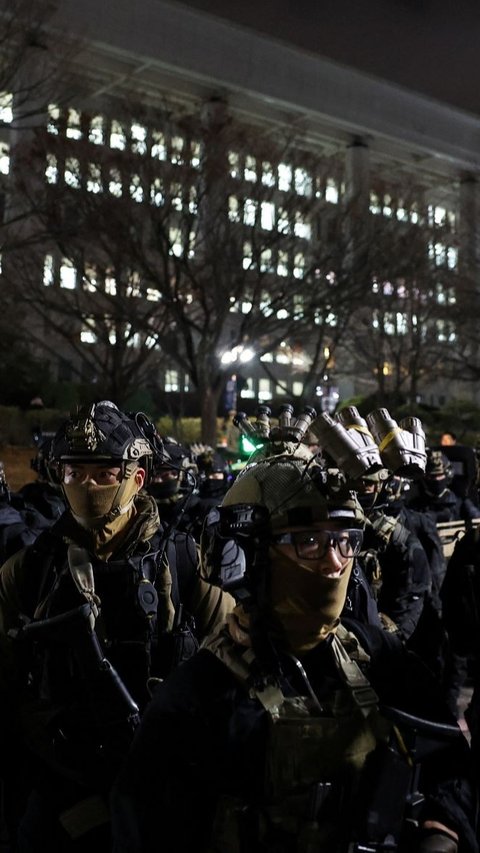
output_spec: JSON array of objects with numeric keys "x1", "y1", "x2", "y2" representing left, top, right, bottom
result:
[
  {"x1": 147, "y1": 480, "x2": 180, "y2": 501},
  {"x1": 357, "y1": 492, "x2": 377, "y2": 512},
  {"x1": 425, "y1": 477, "x2": 448, "y2": 497}
]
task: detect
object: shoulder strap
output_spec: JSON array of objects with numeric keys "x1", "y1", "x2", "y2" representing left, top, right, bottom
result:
[{"x1": 165, "y1": 531, "x2": 198, "y2": 610}]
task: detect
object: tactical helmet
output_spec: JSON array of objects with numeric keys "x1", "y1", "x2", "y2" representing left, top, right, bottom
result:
[
  {"x1": 50, "y1": 401, "x2": 154, "y2": 480},
  {"x1": 148, "y1": 437, "x2": 197, "y2": 501},
  {"x1": 425, "y1": 449, "x2": 453, "y2": 482},
  {"x1": 191, "y1": 444, "x2": 229, "y2": 478},
  {"x1": 222, "y1": 451, "x2": 364, "y2": 532}
]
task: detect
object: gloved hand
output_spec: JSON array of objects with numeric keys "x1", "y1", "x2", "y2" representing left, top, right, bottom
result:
[{"x1": 417, "y1": 827, "x2": 458, "y2": 853}]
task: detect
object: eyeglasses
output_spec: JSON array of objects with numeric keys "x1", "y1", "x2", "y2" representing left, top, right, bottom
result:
[{"x1": 272, "y1": 529, "x2": 363, "y2": 561}]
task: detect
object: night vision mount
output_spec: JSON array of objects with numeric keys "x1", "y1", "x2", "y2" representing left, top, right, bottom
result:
[{"x1": 233, "y1": 404, "x2": 426, "y2": 480}]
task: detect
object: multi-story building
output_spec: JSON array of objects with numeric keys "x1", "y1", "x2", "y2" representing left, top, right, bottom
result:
[{"x1": 2, "y1": 0, "x2": 480, "y2": 422}]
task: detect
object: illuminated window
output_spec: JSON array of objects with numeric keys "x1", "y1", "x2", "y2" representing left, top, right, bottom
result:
[
  {"x1": 260, "y1": 292, "x2": 273, "y2": 317},
  {"x1": 188, "y1": 187, "x2": 197, "y2": 214},
  {"x1": 83, "y1": 265, "x2": 98, "y2": 293},
  {"x1": 43, "y1": 255, "x2": 54, "y2": 286},
  {"x1": 383, "y1": 194, "x2": 392, "y2": 217},
  {"x1": 436, "y1": 319, "x2": 456, "y2": 342},
  {"x1": 260, "y1": 201, "x2": 275, "y2": 231},
  {"x1": 65, "y1": 157, "x2": 81, "y2": 189},
  {"x1": 293, "y1": 252, "x2": 305, "y2": 279},
  {"x1": 110, "y1": 120, "x2": 126, "y2": 150},
  {"x1": 47, "y1": 103, "x2": 60, "y2": 135},
  {"x1": 190, "y1": 141, "x2": 201, "y2": 168},
  {"x1": 292, "y1": 381, "x2": 303, "y2": 396},
  {"x1": 81, "y1": 318, "x2": 96, "y2": 344},
  {"x1": 276, "y1": 345, "x2": 290, "y2": 363},
  {"x1": 325, "y1": 179, "x2": 338, "y2": 204},
  {"x1": 278, "y1": 163, "x2": 291, "y2": 191},
  {"x1": 243, "y1": 199, "x2": 257, "y2": 227},
  {"x1": 397, "y1": 201, "x2": 408, "y2": 222},
  {"x1": 165, "y1": 369, "x2": 179, "y2": 392},
  {"x1": 60, "y1": 260, "x2": 76, "y2": 289},
  {"x1": 171, "y1": 136, "x2": 184, "y2": 165},
  {"x1": 146, "y1": 288, "x2": 161, "y2": 302},
  {"x1": 105, "y1": 274, "x2": 117, "y2": 296},
  {"x1": 242, "y1": 241, "x2": 253, "y2": 270},
  {"x1": 151, "y1": 130, "x2": 166, "y2": 160},
  {"x1": 293, "y1": 294, "x2": 304, "y2": 317},
  {"x1": 260, "y1": 249, "x2": 273, "y2": 273},
  {"x1": 0, "y1": 142, "x2": 10, "y2": 175},
  {"x1": 384, "y1": 311, "x2": 408, "y2": 335},
  {"x1": 131, "y1": 123, "x2": 147, "y2": 155},
  {"x1": 0, "y1": 92, "x2": 12, "y2": 124},
  {"x1": 130, "y1": 175, "x2": 143, "y2": 203},
  {"x1": 240, "y1": 377, "x2": 255, "y2": 399},
  {"x1": 228, "y1": 195, "x2": 240, "y2": 222},
  {"x1": 127, "y1": 271, "x2": 141, "y2": 298},
  {"x1": 45, "y1": 154, "x2": 58, "y2": 184},
  {"x1": 276, "y1": 383, "x2": 288, "y2": 395},
  {"x1": 369, "y1": 192, "x2": 381, "y2": 215},
  {"x1": 447, "y1": 247, "x2": 458, "y2": 269},
  {"x1": 436, "y1": 283, "x2": 456, "y2": 305},
  {"x1": 66, "y1": 108, "x2": 82, "y2": 140},
  {"x1": 294, "y1": 212, "x2": 311, "y2": 240},
  {"x1": 294, "y1": 167, "x2": 312, "y2": 196},
  {"x1": 169, "y1": 228, "x2": 183, "y2": 257},
  {"x1": 228, "y1": 151, "x2": 240, "y2": 178},
  {"x1": 171, "y1": 182, "x2": 182, "y2": 211},
  {"x1": 87, "y1": 163, "x2": 102, "y2": 194},
  {"x1": 277, "y1": 250, "x2": 288, "y2": 277},
  {"x1": 277, "y1": 208, "x2": 290, "y2": 235},
  {"x1": 244, "y1": 155, "x2": 257, "y2": 182},
  {"x1": 109, "y1": 168, "x2": 122, "y2": 197},
  {"x1": 258, "y1": 378, "x2": 272, "y2": 401},
  {"x1": 151, "y1": 178, "x2": 164, "y2": 206},
  {"x1": 260, "y1": 352, "x2": 273, "y2": 363},
  {"x1": 89, "y1": 116, "x2": 104, "y2": 145},
  {"x1": 261, "y1": 161, "x2": 275, "y2": 187}
]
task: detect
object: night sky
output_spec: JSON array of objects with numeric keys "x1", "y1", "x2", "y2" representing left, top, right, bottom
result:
[{"x1": 174, "y1": 0, "x2": 480, "y2": 117}]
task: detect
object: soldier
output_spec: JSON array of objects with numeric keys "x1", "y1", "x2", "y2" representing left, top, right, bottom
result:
[
  {"x1": 145, "y1": 435, "x2": 197, "y2": 531},
  {"x1": 17, "y1": 436, "x2": 66, "y2": 523},
  {"x1": 408, "y1": 449, "x2": 480, "y2": 524},
  {"x1": 111, "y1": 438, "x2": 477, "y2": 853},
  {"x1": 0, "y1": 401, "x2": 234, "y2": 852}
]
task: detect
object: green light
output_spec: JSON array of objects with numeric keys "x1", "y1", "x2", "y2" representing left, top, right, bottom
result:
[{"x1": 240, "y1": 435, "x2": 263, "y2": 454}]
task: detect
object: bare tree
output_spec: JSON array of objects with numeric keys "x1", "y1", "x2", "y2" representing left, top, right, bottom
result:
[
  {"x1": 7, "y1": 95, "x2": 369, "y2": 440},
  {"x1": 340, "y1": 187, "x2": 459, "y2": 403}
]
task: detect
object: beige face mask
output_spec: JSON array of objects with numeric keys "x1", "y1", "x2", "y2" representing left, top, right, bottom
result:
[
  {"x1": 267, "y1": 545, "x2": 353, "y2": 654},
  {"x1": 63, "y1": 472, "x2": 141, "y2": 528}
]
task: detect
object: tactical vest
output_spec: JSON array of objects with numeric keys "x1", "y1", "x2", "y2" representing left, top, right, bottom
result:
[
  {"x1": 15, "y1": 527, "x2": 199, "y2": 784},
  {"x1": 205, "y1": 626, "x2": 400, "y2": 853}
]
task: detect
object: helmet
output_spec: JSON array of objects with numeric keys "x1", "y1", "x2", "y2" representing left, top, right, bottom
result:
[
  {"x1": 425, "y1": 449, "x2": 453, "y2": 481},
  {"x1": 208, "y1": 446, "x2": 364, "y2": 602},
  {"x1": 30, "y1": 436, "x2": 61, "y2": 484},
  {"x1": 50, "y1": 401, "x2": 154, "y2": 481},
  {"x1": 222, "y1": 449, "x2": 364, "y2": 533},
  {"x1": 191, "y1": 444, "x2": 229, "y2": 477},
  {"x1": 148, "y1": 437, "x2": 197, "y2": 501}
]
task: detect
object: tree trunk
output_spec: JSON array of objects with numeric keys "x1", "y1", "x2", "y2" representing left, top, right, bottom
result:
[{"x1": 200, "y1": 384, "x2": 222, "y2": 445}]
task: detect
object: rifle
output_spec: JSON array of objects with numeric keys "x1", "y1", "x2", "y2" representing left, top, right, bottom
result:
[
  {"x1": 11, "y1": 603, "x2": 140, "y2": 769},
  {"x1": 347, "y1": 706, "x2": 462, "y2": 853}
]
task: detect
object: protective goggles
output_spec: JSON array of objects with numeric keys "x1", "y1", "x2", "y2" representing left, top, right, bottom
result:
[{"x1": 272, "y1": 528, "x2": 363, "y2": 561}]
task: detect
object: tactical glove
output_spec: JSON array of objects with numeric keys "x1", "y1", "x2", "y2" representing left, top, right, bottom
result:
[{"x1": 417, "y1": 827, "x2": 458, "y2": 853}]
